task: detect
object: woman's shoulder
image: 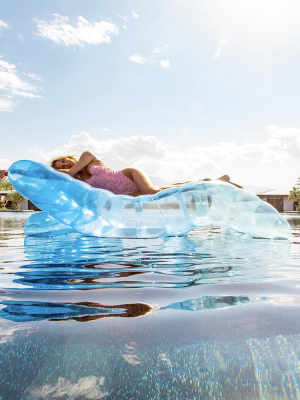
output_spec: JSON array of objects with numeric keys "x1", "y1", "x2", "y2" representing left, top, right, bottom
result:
[{"x1": 79, "y1": 151, "x2": 104, "y2": 166}]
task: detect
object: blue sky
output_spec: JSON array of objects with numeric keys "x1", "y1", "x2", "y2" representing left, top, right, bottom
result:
[{"x1": 1, "y1": 0, "x2": 300, "y2": 188}]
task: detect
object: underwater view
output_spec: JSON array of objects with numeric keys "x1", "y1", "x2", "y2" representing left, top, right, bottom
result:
[{"x1": 0, "y1": 212, "x2": 300, "y2": 399}]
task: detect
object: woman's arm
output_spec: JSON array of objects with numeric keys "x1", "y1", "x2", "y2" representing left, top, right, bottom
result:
[{"x1": 63, "y1": 151, "x2": 98, "y2": 177}]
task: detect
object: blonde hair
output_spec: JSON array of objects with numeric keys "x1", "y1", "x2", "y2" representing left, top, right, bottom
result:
[{"x1": 50, "y1": 155, "x2": 78, "y2": 169}]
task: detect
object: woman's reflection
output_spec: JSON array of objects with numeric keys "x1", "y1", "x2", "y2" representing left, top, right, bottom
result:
[{"x1": 0, "y1": 295, "x2": 268, "y2": 323}]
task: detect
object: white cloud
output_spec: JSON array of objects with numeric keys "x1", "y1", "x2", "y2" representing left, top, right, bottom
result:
[
  {"x1": 28, "y1": 125, "x2": 300, "y2": 188},
  {"x1": 122, "y1": 353, "x2": 142, "y2": 365},
  {"x1": 26, "y1": 72, "x2": 43, "y2": 81},
  {"x1": 0, "y1": 323, "x2": 34, "y2": 344},
  {"x1": 34, "y1": 14, "x2": 119, "y2": 47},
  {"x1": 122, "y1": 342, "x2": 142, "y2": 365},
  {"x1": 123, "y1": 25, "x2": 127, "y2": 30},
  {"x1": 28, "y1": 131, "x2": 220, "y2": 184},
  {"x1": 0, "y1": 57, "x2": 42, "y2": 112},
  {"x1": 262, "y1": 125, "x2": 300, "y2": 159},
  {"x1": 117, "y1": 15, "x2": 128, "y2": 21},
  {"x1": 30, "y1": 376, "x2": 109, "y2": 399},
  {"x1": 0, "y1": 20, "x2": 10, "y2": 29},
  {"x1": 214, "y1": 32, "x2": 232, "y2": 60},
  {"x1": 29, "y1": 131, "x2": 168, "y2": 171},
  {"x1": 129, "y1": 46, "x2": 169, "y2": 68},
  {"x1": 0, "y1": 155, "x2": 12, "y2": 169},
  {"x1": 128, "y1": 54, "x2": 147, "y2": 64},
  {"x1": 0, "y1": 97, "x2": 15, "y2": 112},
  {"x1": 18, "y1": 34, "x2": 24, "y2": 42},
  {"x1": 100, "y1": 128, "x2": 110, "y2": 133},
  {"x1": 153, "y1": 44, "x2": 169, "y2": 54},
  {"x1": 160, "y1": 59, "x2": 170, "y2": 68},
  {"x1": 132, "y1": 12, "x2": 139, "y2": 19}
]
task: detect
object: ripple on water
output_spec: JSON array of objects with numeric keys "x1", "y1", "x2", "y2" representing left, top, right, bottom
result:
[
  {"x1": 0, "y1": 228, "x2": 293, "y2": 291},
  {"x1": 0, "y1": 213, "x2": 299, "y2": 311}
]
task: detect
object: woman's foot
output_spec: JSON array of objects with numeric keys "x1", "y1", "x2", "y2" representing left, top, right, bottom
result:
[
  {"x1": 217, "y1": 175, "x2": 243, "y2": 189},
  {"x1": 218, "y1": 175, "x2": 230, "y2": 182}
]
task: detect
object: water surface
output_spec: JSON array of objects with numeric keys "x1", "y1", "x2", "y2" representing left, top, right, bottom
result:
[{"x1": 0, "y1": 212, "x2": 300, "y2": 399}]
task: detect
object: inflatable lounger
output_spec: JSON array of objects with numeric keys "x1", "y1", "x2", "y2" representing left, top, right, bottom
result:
[{"x1": 8, "y1": 160, "x2": 291, "y2": 239}]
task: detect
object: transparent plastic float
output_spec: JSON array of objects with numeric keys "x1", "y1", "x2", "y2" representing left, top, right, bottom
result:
[{"x1": 8, "y1": 160, "x2": 291, "y2": 239}]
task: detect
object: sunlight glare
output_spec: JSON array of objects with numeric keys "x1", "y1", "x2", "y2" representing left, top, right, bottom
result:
[{"x1": 202, "y1": 0, "x2": 300, "y2": 48}]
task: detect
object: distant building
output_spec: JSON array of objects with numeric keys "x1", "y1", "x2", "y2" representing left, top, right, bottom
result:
[
  {"x1": 257, "y1": 189, "x2": 297, "y2": 212},
  {"x1": 0, "y1": 190, "x2": 37, "y2": 210}
]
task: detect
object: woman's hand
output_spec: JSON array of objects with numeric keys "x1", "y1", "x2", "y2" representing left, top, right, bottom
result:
[
  {"x1": 0, "y1": 170, "x2": 8, "y2": 181},
  {"x1": 67, "y1": 151, "x2": 96, "y2": 177},
  {"x1": 58, "y1": 169, "x2": 83, "y2": 181}
]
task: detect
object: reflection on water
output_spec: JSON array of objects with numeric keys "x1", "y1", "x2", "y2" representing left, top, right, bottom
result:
[
  {"x1": 286, "y1": 213, "x2": 300, "y2": 233},
  {"x1": 0, "y1": 212, "x2": 300, "y2": 399},
  {"x1": 6, "y1": 231, "x2": 291, "y2": 290},
  {"x1": 0, "y1": 295, "x2": 270, "y2": 323},
  {"x1": 0, "y1": 300, "x2": 153, "y2": 322}
]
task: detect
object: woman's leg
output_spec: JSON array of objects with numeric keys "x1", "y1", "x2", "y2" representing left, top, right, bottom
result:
[
  {"x1": 124, "y1": 168, "x2": 243, "y2": 195},
  {"x1": 162, "y1": 175, "x2": 228, "y2": 187},
  {"x1": 169, "y1": 175, "x2": 243, "y2": 188},
  {"x1": 122, "y1": 168, "x2": 160, "y2": 195}
]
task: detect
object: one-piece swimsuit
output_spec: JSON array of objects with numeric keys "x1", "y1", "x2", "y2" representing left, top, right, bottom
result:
[{"x1": 84, "y1": 164, "x2": 139, "y2": 195}]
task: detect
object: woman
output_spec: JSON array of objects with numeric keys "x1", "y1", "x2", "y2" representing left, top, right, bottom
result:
[
  {"x1": 50, "y1": 151, "x2": 161, "y2": 196},
  {"x1": 0, "y1": 151, "x2": 242, "y2": 195},
  {"x1": 50, "y1": 151, "x2": 242, "y2": 195}
]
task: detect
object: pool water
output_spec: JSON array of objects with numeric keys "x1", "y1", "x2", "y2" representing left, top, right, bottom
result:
[{"x1": 0, "y1": 212, "x2": 300, "y2": 399}]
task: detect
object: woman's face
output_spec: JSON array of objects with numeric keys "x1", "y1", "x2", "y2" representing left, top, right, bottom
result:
[{"x1": 54, "y1": 157, "x2": 76, "y2": 170}]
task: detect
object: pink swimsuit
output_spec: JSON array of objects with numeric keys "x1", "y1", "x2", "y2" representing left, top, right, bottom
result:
[{"x1": 84, "y1": 164, "x2": 139, "y2": 195}]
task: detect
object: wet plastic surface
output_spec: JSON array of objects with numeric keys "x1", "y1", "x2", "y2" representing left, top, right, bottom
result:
[{"x1": 9, "y1": 160, "x2": 291, "y2": 239}]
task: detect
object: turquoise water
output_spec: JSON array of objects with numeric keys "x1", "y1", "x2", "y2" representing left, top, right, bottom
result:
[{"x1": 0, "y1": 212, "x2": 299, "y2": 399}]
